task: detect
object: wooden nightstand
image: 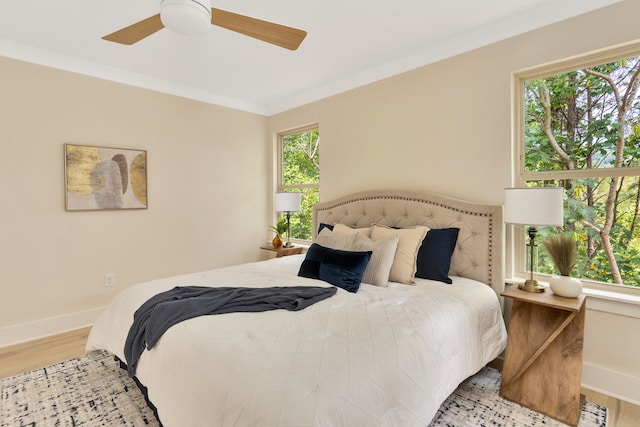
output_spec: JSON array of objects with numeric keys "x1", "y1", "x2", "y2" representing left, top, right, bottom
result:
[
  {"x1": 260, "y1": 245, "x2": 303, "y2": 258},
  {"x1": 500, "y1": 284, "x2": 586, "y2": 426}
]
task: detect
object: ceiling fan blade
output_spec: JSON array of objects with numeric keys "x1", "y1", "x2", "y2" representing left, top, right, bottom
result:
[
  {"x1": 211, "y1": 8, "x2": 306, "y2": 50},
  {"x1": 102, "y1": 14, "x2": 164, "y2": 45}
]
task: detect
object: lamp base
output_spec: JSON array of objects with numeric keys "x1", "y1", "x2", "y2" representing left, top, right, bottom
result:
[{"x1": 518, "y1": 279, "x2": 546, "y2": 293}]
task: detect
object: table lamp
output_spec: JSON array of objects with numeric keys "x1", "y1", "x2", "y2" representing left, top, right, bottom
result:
[
  {"x1": 274, "y1": 192, "x2": 302, "y2": 248},
  {"x1": 504, "y1": 187, "x2": 564, "y2": 292}
]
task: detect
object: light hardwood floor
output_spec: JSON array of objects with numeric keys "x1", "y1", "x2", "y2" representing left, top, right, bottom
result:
[
  {"x1": 0, "y1": 327, "x2": 90, "y2": 379},
  {"x1": 1, "y1": 328, "x2": 639, "y2": 426}
]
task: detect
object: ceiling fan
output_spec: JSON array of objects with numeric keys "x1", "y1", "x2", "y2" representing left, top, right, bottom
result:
[{"x1": 102, "y1": 0, "x2": 307, "y2": 50}]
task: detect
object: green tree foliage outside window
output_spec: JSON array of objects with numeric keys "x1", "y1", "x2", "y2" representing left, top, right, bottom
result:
[
  {"x1": 280, "y1": 128, "x2": 319, "y2": 241},
  {"x1": 524, "y1": 56, "x2": 640, "y2": 287}
]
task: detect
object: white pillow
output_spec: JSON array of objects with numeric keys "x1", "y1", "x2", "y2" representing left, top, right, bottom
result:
[
  {"x1": 332, "y1": 223, "x2": 372, "y2": 238},
  {"x1": 370, "y1": 224, "x2": 429, "y2": 284},
  {"x1": 350, "y1": 233, "x2": 399, "y2": 287},
  {"x1": 314, "y1": 228, "x2": 356, "y2": 250}
]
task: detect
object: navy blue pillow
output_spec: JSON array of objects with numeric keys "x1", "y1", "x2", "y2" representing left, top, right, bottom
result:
[
  {"x1": 318, "y1": 223, "x2": 334, "y2": 234},
  {"x1": 298, "y1": 243, "x2": 372, "y2": 293},
  {"x1": 415, "y1": 228, "x2": 459, "y2": 284}
]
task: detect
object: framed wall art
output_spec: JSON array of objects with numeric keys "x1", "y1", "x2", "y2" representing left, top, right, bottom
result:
[{"x1": 64, "y1": 144, "x2": 147, "y2": 211}]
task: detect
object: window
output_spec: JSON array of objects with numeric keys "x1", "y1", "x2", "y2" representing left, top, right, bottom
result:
[
  {"x1": 516, "y1": 44, "x2": 640, "y2": 290},
  {"x1": 278, "y1": 125, "x2": 319, "y2": 241}
]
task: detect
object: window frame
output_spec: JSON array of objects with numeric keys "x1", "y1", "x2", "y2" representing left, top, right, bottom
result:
[
  {"x1": 512, "y1": 40, "x2": 640, "y2": 296},
  {"x1": 276, "y1": 124, "x2": 319, "y2": 244}
]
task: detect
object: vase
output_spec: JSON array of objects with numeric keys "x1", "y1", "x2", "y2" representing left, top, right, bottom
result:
[
  {"x1": 272, "y1": 234, "x2": 283, "y2": 249},
  {"x1": 549, "y1": 275, "x2": 583, "y2": 298}
]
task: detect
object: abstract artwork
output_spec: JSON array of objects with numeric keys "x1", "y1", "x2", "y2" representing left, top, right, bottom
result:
[{"x1": 64, "y1": 144, "x2": 147, "y2": 211}]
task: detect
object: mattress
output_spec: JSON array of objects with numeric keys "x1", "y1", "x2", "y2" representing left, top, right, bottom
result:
[{"x1": 86, "y1": 254, "x2": 507, "y2": 426}]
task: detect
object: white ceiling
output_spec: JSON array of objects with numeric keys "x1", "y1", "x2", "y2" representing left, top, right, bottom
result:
[{"x1": 0, "y1": 0, "x2": 619, "y2": 115}]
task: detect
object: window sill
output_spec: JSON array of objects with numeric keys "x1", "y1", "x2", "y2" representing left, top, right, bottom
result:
[
  {"x1": 582, "y1": 287, "x2": 640, "y2": 319},
  {"x1": 288, "y1": 238, "x2": 311, "y2": 249},
  {"x1": 506, "y1": 277, "x2": 640, "y2": 319}
]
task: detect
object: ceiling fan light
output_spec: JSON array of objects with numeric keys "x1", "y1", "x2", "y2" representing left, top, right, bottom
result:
[{"x1": 160, "y1": 0, "x2": 212, "y2": 36}]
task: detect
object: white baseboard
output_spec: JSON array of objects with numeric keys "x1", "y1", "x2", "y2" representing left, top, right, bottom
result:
[
  {"x1": 0, "y1": 307, "x2": 105, "y2": 348},
  {"x1": 582, "y1": 362, "x2": 640, "y2": 406}
]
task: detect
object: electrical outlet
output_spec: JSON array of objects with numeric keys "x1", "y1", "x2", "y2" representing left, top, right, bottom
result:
[{"x1": 104, "y1": 273, "x2": 116, "y2": 287}]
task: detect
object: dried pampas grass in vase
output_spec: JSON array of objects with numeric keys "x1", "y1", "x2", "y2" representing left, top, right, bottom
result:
[{"x1": 542, "y1": 234, "x2": 582, "y2": 298}]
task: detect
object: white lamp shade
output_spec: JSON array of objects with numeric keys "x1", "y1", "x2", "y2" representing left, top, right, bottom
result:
[
  {"x1": 504, "y1": 187, "x2": 564, "y2": 226},
  {"x1": 275, "y1": 192, "x2": 302, "y2": 212},
  {"x1": 160, "y1": 0, "x2": 211, "y2": 36}
]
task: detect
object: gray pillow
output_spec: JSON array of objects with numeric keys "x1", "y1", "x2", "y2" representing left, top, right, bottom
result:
[
  {"x1": 350, "y1": 232, "x2": 399, "y2": 287},
  {"x1": 314, "y1": 228, "x2": 356, "y2": 250}
]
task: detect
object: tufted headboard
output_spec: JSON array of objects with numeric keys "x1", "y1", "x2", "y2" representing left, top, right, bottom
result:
[{"x1": 313, "y1": 190, "x2": 504, "y2": 296}]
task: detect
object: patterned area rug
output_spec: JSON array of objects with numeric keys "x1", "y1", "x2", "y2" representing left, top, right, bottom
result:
[
  {"x1": 430, "y1": 366, "x2": 607, "y2": 427},
  {"x1": 0, "y1": 351, "x2": 156, "y2": 426},
  {"x1": 1, "y1": 351, "x2": 607, "y2": 426}
]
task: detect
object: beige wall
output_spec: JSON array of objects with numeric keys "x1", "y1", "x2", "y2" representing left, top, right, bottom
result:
[
  {"x1": 0, "y1": 57, "x2": 269, "y2": 341},
  {"x1": 269, "y1": 25, "x2": 516, "y2": 205},
  {"x1": 269, "y1": 0, "x2": 640, "y2": 404}
]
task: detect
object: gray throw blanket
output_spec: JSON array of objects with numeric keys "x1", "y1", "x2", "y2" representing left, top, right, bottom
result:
[{"x1": 124, "y1": 285, "x2": 337, "y2": 376}]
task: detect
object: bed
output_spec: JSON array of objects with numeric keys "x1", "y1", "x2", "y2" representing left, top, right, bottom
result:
[{"x1": 86, "y1": 189, "x2": 507, "y2": 427}]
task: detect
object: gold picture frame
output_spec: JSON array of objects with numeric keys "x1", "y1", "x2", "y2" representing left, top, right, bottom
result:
[{"x1": 64, "y1": 144, "x2": 147, "y2": 211}]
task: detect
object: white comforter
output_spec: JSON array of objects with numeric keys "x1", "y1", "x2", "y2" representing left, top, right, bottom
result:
[{"x1": 87, "y1": 255, "x2": 507, "y2": 427}]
